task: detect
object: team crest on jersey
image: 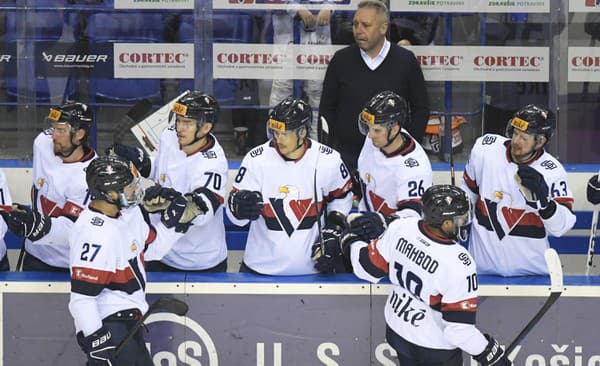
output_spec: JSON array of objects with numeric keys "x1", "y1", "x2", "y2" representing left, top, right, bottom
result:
[{"x1": 264, "y1": 185, "x2": 319, "y2": 236}]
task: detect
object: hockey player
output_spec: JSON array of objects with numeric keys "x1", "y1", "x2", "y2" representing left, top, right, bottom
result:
[
  {"x1": 350, "y1": 90, "x2": 433, "y2": 241},
  {"x1": 69, "y1": 155, "x2": 200, "y2": 365},
  {"x1": 1, "y1": 101, "x2": 96, "y2": 272},
  {"x1": 349, "y1": 184, "x2": 512, "y2": 366},
  {"x1": 143, "y1": 91, "x2": 229, "y2": 272},
  {"x1": 461, "y1": 104, "x2": 575, "y2": 276},
  {"x1": 226, "y1": 96, "x2": 353, "y2": 275},
  {"x1": 0, "y1": 169, "x2": 13, "y2": 270}
]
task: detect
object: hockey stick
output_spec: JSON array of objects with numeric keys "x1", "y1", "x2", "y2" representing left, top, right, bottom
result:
[
  {"x1": 585, "y1": 205, "x2": 599, "y2": 276},
  {"x1": 113, "y1": 99, "x2": 153, "y2": 145},
  {"x1": 115, "y1": 297, "x2": 189, "y2": 355},
  {"x1": 505, "y1": 248, "x2": 563, "y2": 355},
  {"x1": 314, "y1": 116, "x2": 328, "y2": 253},
  {"x1": 585, "y1": 170, "x2": 600, "y2": 276}
]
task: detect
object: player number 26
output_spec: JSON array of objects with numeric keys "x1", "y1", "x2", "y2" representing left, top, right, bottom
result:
[{"x1": 80, "y1": 243, "x2": 101, "y2": 262}]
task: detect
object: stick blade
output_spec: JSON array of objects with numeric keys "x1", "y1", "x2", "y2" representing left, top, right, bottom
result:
[
  {"x1": 544, "y1": 248, "x2": 563, "y2": 292},
  {"x1": 153, "y1": 297, "x2": 189, "y2": 316}
]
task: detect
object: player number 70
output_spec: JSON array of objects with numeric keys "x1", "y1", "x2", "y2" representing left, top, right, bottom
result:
[{"x1": 80, "y1": 243, "x2": 101, "y2": 262}]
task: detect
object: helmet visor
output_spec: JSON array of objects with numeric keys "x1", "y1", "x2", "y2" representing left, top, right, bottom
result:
[
  {"x1": 266, "y1": 118, "x2": 299, "y2": 140},
  {"x1": 119, "y1": 176, "x2": 144, "y2": 208}
]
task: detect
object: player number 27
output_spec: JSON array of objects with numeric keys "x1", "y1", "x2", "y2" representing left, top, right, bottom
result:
[{"x1": 80, "y1": 243, "x2": 101, "y2": 262}]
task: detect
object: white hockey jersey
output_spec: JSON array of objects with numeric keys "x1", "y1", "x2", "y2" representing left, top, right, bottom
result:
[
  {"x1": 226, "y1": 139, "x2": 353, "y2": 275},
  {"x1": 27, "y1": 130, "x2": 96, "y2": 268},
  {"x1": 357, "y1": 131, "x2": 432, "y2": 217},
  {"x1": 150, "y1": 129, "x2": 228, "y2": 270},
  {"x1": 0, "y1": 169, "x2": 13, "y2": 260},
  {"x1": 351, "y1": 217, "x2": 488, "y2": 356},
  {"x1": 69, "y1": 205, "x2": 183, "y2": 336},
  {"x1": 461, "y1": 134, "x2": 576, "y2": 276}
]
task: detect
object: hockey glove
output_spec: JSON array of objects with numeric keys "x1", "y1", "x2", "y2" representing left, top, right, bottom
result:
[
  {"x1": 106, "y1": 143, "x2": 151, "y2": 178},
  {"x1": 587, "y1": 174, "x2": 600, "y2": 205},
  {"x1": 228, "y1": 190, "x2": 264, "y2": 220},
  {"x1": 161, "y1": 194, "x2": 196, "y2": 233},
  {"x1": 0, "y1": 204, "x2": 51, "y2": 241},
  {"x1": 76, "y1": 326, "x2": 116, "y2": 366},
  {"x1": 143, "y1": 185, "x2": 180, "y2": 213},
  {"x1": 515, "y1": 164, "x2": 550, "y2": 210},
  {"x1": 311, "y1": 224, "x2": 345, "y2": 274},
  {"x1": 473, "y1": 334, "x2": 512, "y2": 366},
  {"x1": 347, "y1": 211, "x2": 386, "y2": 241},
  {"x1": 185, "y1": 187, "x2": 213, "y2": 215}
]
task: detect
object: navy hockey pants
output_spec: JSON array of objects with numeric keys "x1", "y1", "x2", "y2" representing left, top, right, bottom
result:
[{"x1": 386, "y1": 325, "x2": 463, "y2": 366}]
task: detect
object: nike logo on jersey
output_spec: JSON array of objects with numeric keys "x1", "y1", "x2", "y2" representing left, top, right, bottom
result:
[{"x1": 389, "y1": 290, "x2": 427, "y2": 326}]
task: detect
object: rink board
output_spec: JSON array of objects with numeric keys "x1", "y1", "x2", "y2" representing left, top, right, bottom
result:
[{"x1": 0, "y1": 273, "x2": 599, "y2": 365}]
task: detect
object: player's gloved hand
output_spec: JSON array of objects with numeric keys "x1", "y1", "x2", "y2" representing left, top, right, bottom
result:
[
  {"x1": 347, "y1": 211, "x2": 386, "y2": 241},
  {"x1": 161, "y1": 193, "x2": 194, "y2": 233},
  {"x1": 515, "y1": 164, "x2": 550, "y2": 210},
  {"x1": 473, "y1": 334, "x2": 512, "y2": 366},
  {"x1": 228, "y1": 190, "x2": 263, "y2": 220},
  {"x1": 0, "y1": 204, "x2": 51, "y2": 241},
  {"x1": 311, "y1": 224, "x2": 345, "y2": 274},
  {"x1": 76, "y1": 326, "x2": 116, "y2": 366},
  {"x1": 587, "y1": 174, "x2": 600, "y2": 205},
  {"x1": 106, "y1": 143, "x2": 151, "y2": 178},
  {"x1": 143, "y1": 185, "x2": 180, "y2": 213},
  {"x1": 184, "y1": 187, "x2": 213, "y2": 216}
]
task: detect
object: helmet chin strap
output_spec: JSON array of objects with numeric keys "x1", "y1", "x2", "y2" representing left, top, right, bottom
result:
[
  {"x1": 383, "y1": 126, "x2": 402, "y2": 149},
  {"x1": 57, "y1": 133, "x2": 81, "y2": 159},
  {"x1": 182, "y1": 123, "x2": 208, "y2": 148}
]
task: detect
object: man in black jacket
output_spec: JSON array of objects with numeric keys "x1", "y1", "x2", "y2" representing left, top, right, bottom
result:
[{"x1": 319, "y1": 0, "x2": 429, "y2": 170}]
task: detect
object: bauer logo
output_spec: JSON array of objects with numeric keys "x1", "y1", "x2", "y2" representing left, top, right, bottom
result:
[{"x1": 145, "y1": 313, "x2": 219, "y2": 365}]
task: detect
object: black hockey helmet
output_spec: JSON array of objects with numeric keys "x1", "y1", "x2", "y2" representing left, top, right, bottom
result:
[
  {"x1": 505, "y1": 104, "x2": 555, "y2": 142},
  {"x1": 422, "y1": 184, "x2": 471, "y2": 241},
  {"x1": 267, "y1": 96, "x2": 312, "y2": 139},
  {"x1": 86, "y1": 155, "x2": 142, "y2": 208},
  {"x1": 172, "y1": 90, "x2": 220, "y2": 127},
  {"x1": 46, "y1": 100, "x2": 93, "y2": 138},
  {"x1": 358, "y1": 91, "x2": 408, "y2": 136}
]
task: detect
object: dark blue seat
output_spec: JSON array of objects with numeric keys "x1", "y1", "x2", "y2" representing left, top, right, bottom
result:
[
  {"x1": 87, "y1": 12, "x2": 165, "y2": 103},
  {"x1": 178, "y1": 13, "x2": 254, "y2": 104},
  {"x1": 4, "y1": 10, "x2": 77, "y2": 102}
]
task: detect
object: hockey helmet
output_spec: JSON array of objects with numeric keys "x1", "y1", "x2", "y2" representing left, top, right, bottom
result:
[
  {"x1": 505, "y1": 104, "x2": 555, "y2": 142},
  {"x1": 86, "y1": 155, "x2": 143, "y2": 208},
  {"x1": 267, "y1": 96, "x2": 312, "y2": 139},
  {"x1": 172, "y1": 91, "x2": 220, "y2": 127},
  {"x1": 358, "y1": 91, "x2": 408, "y2": 136},
  {"x1": 46, "y1": 100, "x2": 93, "y2": 137},
  {"x1": 422, "y1": 184, "x2": 471, "y2": 241}
]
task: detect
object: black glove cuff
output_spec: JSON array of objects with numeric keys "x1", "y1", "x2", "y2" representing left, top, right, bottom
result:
[{"x1": 538, "y1": 199, "x2": 557, "y2": 219}]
